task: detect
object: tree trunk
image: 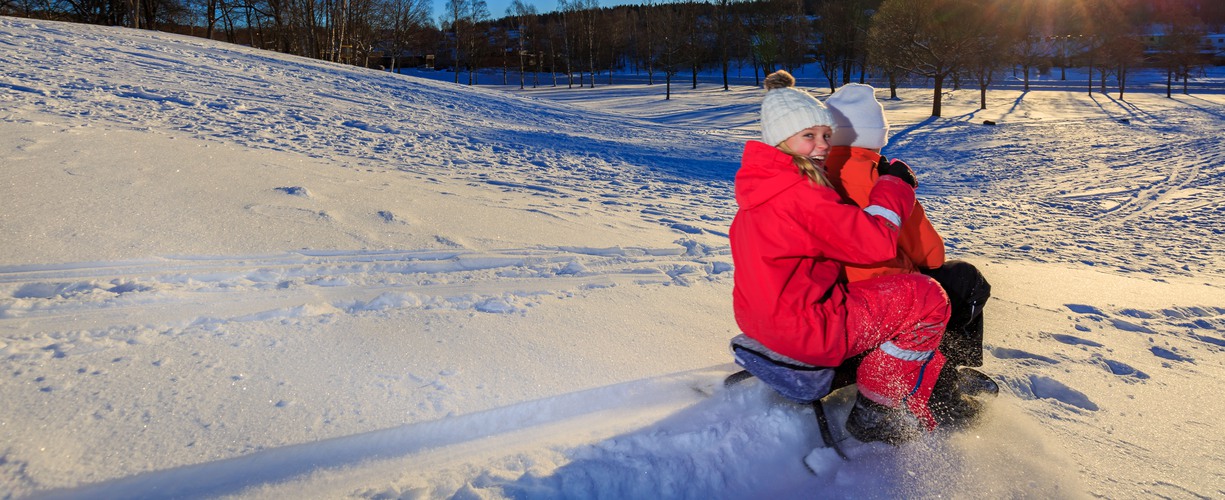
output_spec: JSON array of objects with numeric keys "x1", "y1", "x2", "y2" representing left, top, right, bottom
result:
[
  {"x1": 751, "y1": 51, "x2": 760, "y2": 87},
  {"x1": 932, "y1": 74, "x2": 944, "y2": 117},
  {"x1": 1087, "y1": 56, "x2": 1093, "y2": 96},
  {"x1": 722, "y1": 58, "x2": 729, "y2": 91},
  {"x1": 587, "y1": 26, "x2": 595, "y2": 89}
]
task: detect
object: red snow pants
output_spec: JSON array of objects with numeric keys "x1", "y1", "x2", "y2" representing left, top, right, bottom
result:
[{"x1": 845, "y1": 273, "x2": 951, "y2": 429}]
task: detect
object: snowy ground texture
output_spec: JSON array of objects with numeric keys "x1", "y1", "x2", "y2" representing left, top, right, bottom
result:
[{"x1": 2, "y1": 16, "x2": 1225, "y2": 499}]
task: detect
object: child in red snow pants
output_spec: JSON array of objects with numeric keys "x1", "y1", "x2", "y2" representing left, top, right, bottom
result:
[{"x1": 844, "y1": 273, "x2": 950, "y2": 429}]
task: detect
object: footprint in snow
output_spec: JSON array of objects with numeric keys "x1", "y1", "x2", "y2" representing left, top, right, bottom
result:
[
  {"x1": 1150, "y1": 346, "x2": 1194, "y2": 364},
  {"x1": 1023, "y1": 375, "x2": 1099, "y2": 411},
  {"x1": 1090, "y1": 354, "x2": 1149, "y2": 382},
  {"x1": 988, "y1": 346, "x2": 1059, "y2": 365},
  {"x1": 1065, "y1": 303, "x2": 1106, "y2": 316},
  {"x1": 1049, "y1": 333, "x2": 1104, "y2": 348},
  {"x1": 274, "y1": 186, "x2": 310, "y2": 197}
]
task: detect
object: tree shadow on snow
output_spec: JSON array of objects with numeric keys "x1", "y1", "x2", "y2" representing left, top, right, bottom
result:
[
  {"x1": 1088, "y1": 93, "x2": 1150, "y2": 123},
  {"x1": 1168, "y1": 94, "x2": 1225, "y2": 121},
  {"x1": 886, "y1": 116, "x2": 942, "y2": 149}
]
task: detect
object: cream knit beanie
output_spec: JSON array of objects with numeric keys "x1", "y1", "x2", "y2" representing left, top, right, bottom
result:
[
  {"x1": 760, "y1": 70, "x2": 835, "y2": 146},
  {"x1": 825, "y1": 83, "x2": 889, "y2": 150}
]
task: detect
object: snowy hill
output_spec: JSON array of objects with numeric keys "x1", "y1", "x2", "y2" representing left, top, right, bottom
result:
[{"x1": 2, "y1": 16, "x2": 1225, "y2": 499}]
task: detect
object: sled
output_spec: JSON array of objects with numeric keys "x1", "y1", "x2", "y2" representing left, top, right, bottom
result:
[
  {"x1": 724, "y1": 334, "x2": 861, "y2": 461},
  {"x1": 725, "y1": 334, "x2": 1002, "y2": 468}
]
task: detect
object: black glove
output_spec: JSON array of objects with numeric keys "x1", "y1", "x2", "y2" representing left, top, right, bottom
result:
[{"x1": 876, "y1": 156, "x2": 918, "y2": 188}]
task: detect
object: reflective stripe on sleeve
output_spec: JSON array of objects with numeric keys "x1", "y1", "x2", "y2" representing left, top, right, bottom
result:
[
  {"x1": 879, "y1": 341, "x2": 934, "y2": 362},
  {"x1": 864, "y1": 205, "x2": 901, "y2": 227}
]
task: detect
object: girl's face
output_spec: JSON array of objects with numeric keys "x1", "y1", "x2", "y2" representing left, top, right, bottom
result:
[{"x1": 782, "y1": 125, "x2": 833, "y2": 165}]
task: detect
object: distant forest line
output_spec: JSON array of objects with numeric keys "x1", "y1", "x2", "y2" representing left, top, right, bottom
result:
[{"x1": 5, "y1": 0, "x2": 1225, "y2": 114}]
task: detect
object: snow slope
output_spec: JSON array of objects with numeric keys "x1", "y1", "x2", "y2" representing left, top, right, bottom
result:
[{"x1": 2, "y1": 17, "x2": 1225, "y2": 499}]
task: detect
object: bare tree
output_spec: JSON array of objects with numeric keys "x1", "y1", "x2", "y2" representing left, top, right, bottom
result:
[
  {"x1": 575, "y1": 0, "x2": 598, "y2": 87},
  {"x1": 1006, "y1": 0, "x2": 1045, "y2": 92},
  {"x1": 964, "y1": 0, "x2": 1010, "y2": 109},
  {"x1": 465, "y1": 0, "x2": 489, "y2": 84},
  {"x1": 673, "y1": 0, "x2": 706, "y2": 90},
  {"x1": 1153, "y1": 1, "x2": 1206, "y2": 97},
  {"x1": 557, "y1": 0, "x2": 578, "y2": 87},
  {"x1": 442, "y1": 0, "x2": 466, "y2": 82},
  {"x1": 869, "y1": 0, "x2": 981, "y2": 117},
  {"x1": 775, "y1": 0, "x2": 807, "y2": 72},
  {"x1": 649, "y1": 1, "x2": 683, "y2": 99},
  {"x1": 815, "y1": 0, "x2": 870, "y2": 91},
  {"x1": 745, "y1": 0, "x2": 796, "y2": 77},
  {"x1": 380, "y1": 0, "x2": 432, "y2": 72},
  {"x1": 711, "y1": 0, "x2": 739, "y2": 90},
  {"x1": 638, "y1": 0, "x2": 660, "y2": 84},
  {"x1": 814, "y1": 1, "x2": 847, "y2": 92},
  {"x1": 864, "y1": 16, "x2": 906, "y2": 99},
  {"x1": 544, "y1": 14, "x2": 563, "y2": 86},
  {"x1": 507, "y1": 0, "x2": 537, "y2": 89},
  {"x1": 1091, "y1": 0, "x2": 1142, "y2": 99},
  {"x1": 602, "y1": 7, "x2": 630, "y2": 85}
]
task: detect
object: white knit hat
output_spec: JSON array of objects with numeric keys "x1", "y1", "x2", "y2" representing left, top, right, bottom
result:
[
  {"x1": 825, "y1": 83, "x2": 889, "y2": 150},
  {"x1": 760, "y1": 71, "x2": 835, "y2": 146}
]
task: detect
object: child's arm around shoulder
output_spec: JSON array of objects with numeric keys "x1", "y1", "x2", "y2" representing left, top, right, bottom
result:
[
  {"x1": 791, "y1": 175, "x2": 916, "y2": 265},
  {"x1": 883, "y1": 157, "x2": 945, "y2": 269}
]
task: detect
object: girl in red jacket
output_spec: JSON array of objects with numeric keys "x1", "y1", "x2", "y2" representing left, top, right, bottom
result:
[{"x1": 731, "y1": 70, "x2": 955, "y2": 443}]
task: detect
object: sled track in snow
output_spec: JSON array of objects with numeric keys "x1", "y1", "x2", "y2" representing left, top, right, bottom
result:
[{"x1": 30, "y1": 366, "x2": 735, "y2": 499}]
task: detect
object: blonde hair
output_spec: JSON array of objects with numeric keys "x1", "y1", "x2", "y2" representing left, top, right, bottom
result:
[{"x1": 776, "y1": 142, "x2": 831, "y2": 187}]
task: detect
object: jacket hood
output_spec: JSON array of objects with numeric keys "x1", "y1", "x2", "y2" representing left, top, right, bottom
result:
[{"x1": 735, "y1": 141, "x2": 806, "y2": 210}]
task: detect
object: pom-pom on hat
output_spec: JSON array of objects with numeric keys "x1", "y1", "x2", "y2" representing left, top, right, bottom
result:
[
  {"x1": 760, "y1": 70, "x2": 835, "y2": 146},
  {"x1": 825, "y1": 83, "x2": 889, "y2": 150}
]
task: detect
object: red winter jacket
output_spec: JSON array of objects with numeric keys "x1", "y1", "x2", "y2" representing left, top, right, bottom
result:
[
  {"x1": 730, "y1": 141, "x2": 916, "y2": 366},
  {"x1": 825, "y1": 146, "x2": 945, "y2": 282}
]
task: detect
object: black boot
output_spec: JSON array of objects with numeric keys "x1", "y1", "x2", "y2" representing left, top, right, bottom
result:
[
  {"x1": 845, "y1": 392, "x2": 921, "y2": 445},
  {"x1": 957, "y1": 367, "x2": 999, "y2": 397},
  {"x1": 929, "y1": 364, "x2": 984, "y2": 430}
]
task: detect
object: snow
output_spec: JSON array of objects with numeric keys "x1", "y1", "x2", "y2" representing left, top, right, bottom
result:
[{"x1": 2, "y1": 16, "x2": 1225, "y2": 499}]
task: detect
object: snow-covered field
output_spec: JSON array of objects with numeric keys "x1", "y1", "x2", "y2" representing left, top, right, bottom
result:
[{"x1": 2, "y1": 16, "x2": 1224, "y2": 499}]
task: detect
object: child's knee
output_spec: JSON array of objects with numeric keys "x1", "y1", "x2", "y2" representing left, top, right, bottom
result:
[
  {"x1": 902, "y1": 273, "x2": 951, "y2": 318},
  {"x1": 910, "y1": 274, "x2": 951, "y2": 341}
]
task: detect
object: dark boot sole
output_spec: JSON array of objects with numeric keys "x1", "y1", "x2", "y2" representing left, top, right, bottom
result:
[{"x1": 957, "y1": 367, "x2": 999, "y2": 397}]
